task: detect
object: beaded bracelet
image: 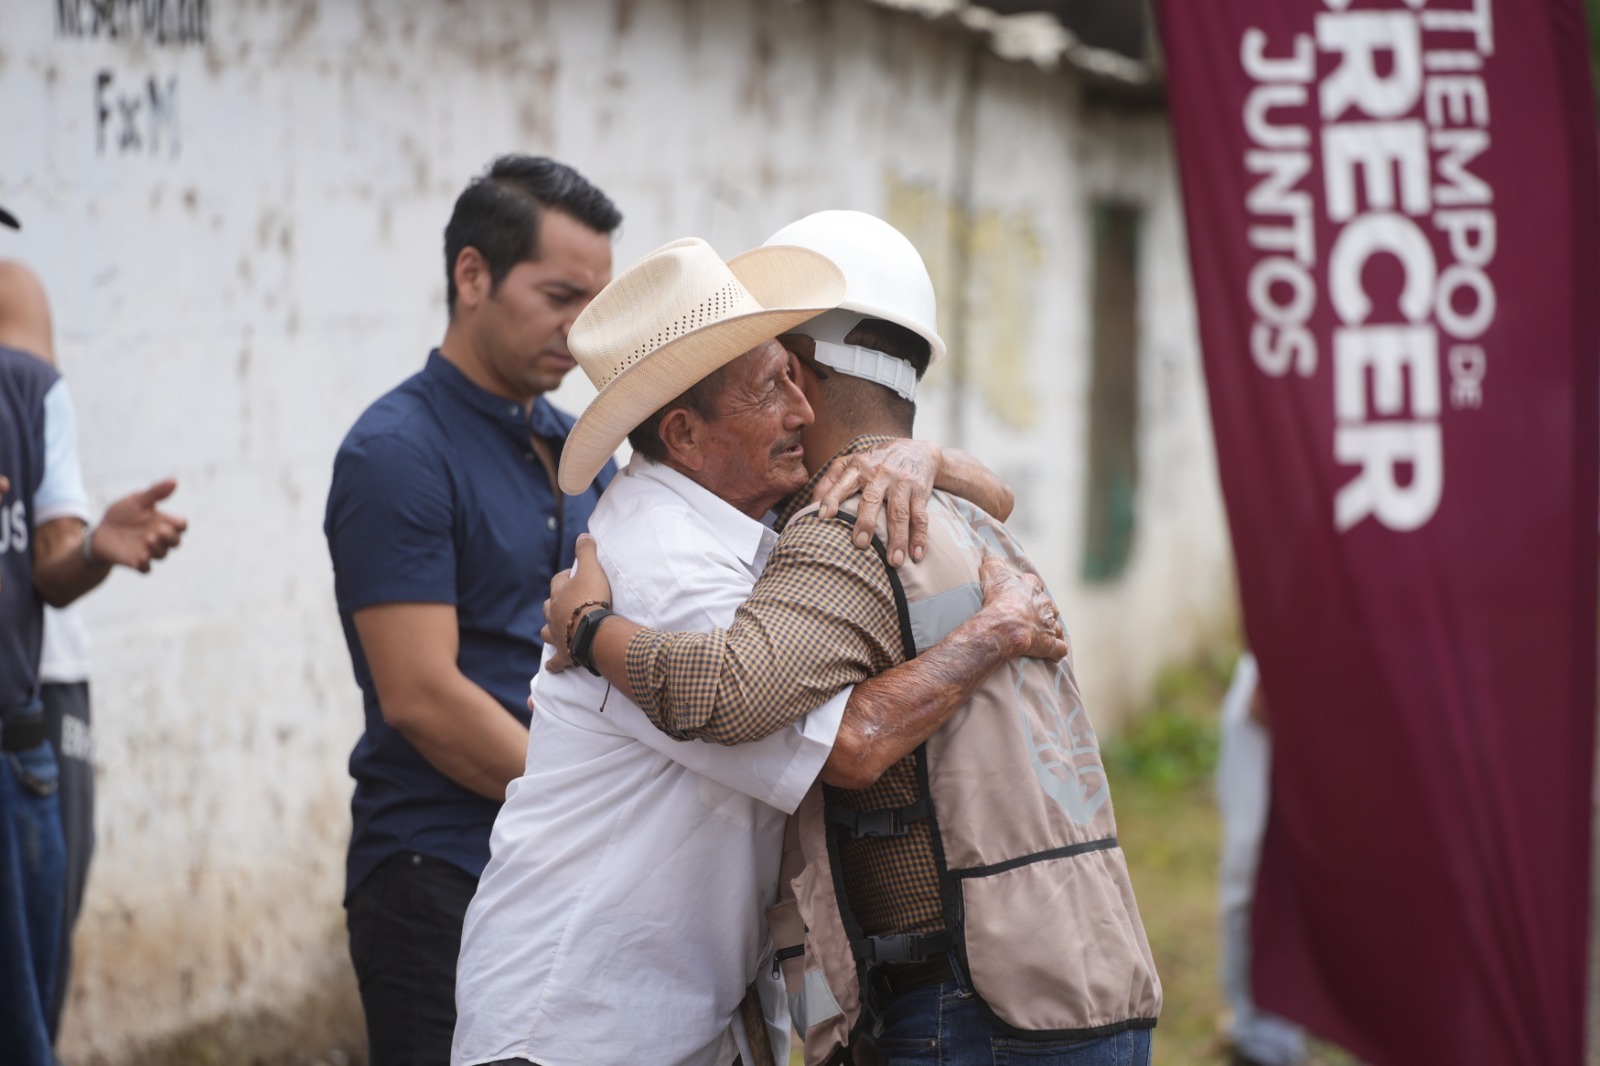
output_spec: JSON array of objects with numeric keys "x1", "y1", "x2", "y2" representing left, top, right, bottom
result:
[{"x1": 564, "y1": 599, "x2": 612, "y2": 653}]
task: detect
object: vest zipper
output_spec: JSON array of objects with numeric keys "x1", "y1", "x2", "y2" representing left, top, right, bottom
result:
[{"x1": 772, "y1": 944, "x2": 805, "y2": 978}]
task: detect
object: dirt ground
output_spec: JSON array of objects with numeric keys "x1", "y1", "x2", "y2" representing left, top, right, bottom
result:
[{"x1": 74, "y1": 975, "x2": 365, "y2": 1066}]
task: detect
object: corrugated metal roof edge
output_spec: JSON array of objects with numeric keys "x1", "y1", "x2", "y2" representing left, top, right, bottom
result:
[{"x1": 855, "y1": 0, "x2": 1159, "y2": 85}]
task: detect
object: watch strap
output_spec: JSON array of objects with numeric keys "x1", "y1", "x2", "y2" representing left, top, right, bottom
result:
[{"x1": 570, "y1": 607, "x2": 615, "y2": 677}]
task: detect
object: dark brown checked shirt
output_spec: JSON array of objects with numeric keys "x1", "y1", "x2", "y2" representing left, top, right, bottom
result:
[{"x1": 626, "y1": 435, "x2": 946, "y2": 935}]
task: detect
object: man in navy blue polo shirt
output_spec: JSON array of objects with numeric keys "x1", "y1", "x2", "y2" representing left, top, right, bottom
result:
[{"x1": 323, "y1": 156, "x2": 621, "y2": 1066}]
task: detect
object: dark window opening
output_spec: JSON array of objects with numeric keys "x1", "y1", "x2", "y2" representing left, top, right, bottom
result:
[{"x1": 1082, "y1": 202, "x2": 1141, "y2": 583}]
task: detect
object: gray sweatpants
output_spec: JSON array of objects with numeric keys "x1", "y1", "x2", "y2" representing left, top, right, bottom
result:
[{"x1": 40, "y1": 680, "x2": 92, "y2": 1043}]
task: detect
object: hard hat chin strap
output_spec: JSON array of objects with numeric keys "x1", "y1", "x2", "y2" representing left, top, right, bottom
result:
[{"x1": 810, "y1": 340, "x2": 918, "y2": 402}]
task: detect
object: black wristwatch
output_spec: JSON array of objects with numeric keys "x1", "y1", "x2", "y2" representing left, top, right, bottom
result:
[{"x1": 570, "y1": 607, "x2": 616, "y2": 677}]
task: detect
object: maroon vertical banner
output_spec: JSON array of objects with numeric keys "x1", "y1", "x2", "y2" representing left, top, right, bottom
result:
[{"x1": 1152, "y1": 1, "x2": 1600, "y2": 1063}]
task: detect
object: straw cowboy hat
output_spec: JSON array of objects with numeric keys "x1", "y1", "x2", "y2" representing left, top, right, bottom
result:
[{"x1": 558, "y1": 237, "x2": 845, "y2": 495}]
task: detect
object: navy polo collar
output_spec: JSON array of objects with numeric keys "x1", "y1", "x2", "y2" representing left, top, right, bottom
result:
[{"x1": 423, "y1": 349, "x2": 568, "y2": 442}]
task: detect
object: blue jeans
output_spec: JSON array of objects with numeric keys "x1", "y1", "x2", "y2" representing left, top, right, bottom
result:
[
  {"x1": 873, "y1": 980, "x2": 1154, "y2": 1065},
  {"x1": 0, "y1": 741, "x2": 66, "y2": 1066}
]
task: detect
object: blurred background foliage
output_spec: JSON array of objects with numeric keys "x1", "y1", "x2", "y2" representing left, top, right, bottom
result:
[
  {"x1": 1106, "y1": 652, "x2": 1359, "y2": 1064},
  {"x1": 1104, "y1": 651, "x2": 1231, "y2": 794},
  {"x1": 1105, "y1": 652, "x2": 1235, "y2": 1062}
]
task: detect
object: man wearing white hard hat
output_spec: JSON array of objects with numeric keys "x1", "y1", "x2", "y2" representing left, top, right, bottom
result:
[
  {"x1": 451, "y1": 236, "x2": 1065, "y2": 1066},
  {"x1": 551, "y1": 211, "x2": 1162, "y2": 1065}
]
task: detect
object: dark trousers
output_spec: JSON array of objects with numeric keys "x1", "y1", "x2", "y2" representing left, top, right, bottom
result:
[
  {"x1": 40, "y1": 681, "x2": 93, "y2": 1043},
  {"x1": 346, "y1": 851, "x2": 478, "y2": 1066}
]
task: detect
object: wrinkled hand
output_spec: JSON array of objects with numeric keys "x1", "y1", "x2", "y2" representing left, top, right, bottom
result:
[
  {"x1": 977, "y1": 553, "x2": 1069, "y2": 662},
  {"x1": 813, "y1": 439, "x2": 944, "y2": 568},
  {"x1": 92, "y1": 478, "x2": 187, "y2": 573},
  {"x1": 540, "y1": 534, "x2": 614, "y2": 673}
]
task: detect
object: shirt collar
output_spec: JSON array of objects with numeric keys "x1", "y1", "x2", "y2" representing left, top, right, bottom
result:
[
  {"x1": 627, "y1": 456, "x2": 777, "y2": 569},
  {"x1": 423, "y1": 349, "x2": 566, "y2": 440},
  {"x1": 775, "y1": 434, "x2": 897, "y2": 530}
]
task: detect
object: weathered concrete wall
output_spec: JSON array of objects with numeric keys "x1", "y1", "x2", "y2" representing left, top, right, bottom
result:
[{"x1": 0, "y1": 0, "x2": 1229, "y2": 1057}]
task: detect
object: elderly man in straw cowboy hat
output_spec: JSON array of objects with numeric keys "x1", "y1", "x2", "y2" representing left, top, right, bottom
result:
[
  {"x1": 546, "y1": 211, "x2": 1161, "y2": 1066},
  {"x1": 450, "y1": 236, "x2": 1068, "y2": 1066}
]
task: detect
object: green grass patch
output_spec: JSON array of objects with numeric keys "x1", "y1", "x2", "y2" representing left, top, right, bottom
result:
[
  {"x1": 1104, "y1": 650, "x2": 1233, "y2": 795},
  {"x1": 1109, "y1": 652, "x2": 1234, "y2": 1062},
  {"x1": 1110, "y1": 653, "x2": 1358, "y2": 1065}
]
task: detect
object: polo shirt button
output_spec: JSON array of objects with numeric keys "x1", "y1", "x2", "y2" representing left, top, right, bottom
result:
[
  {"x1": 523, "y1": 452, "x2": 537, "y2": 463},
  {"x1": 546, "y1": 516, "x2": 558, "y2": 531},
  {"x1": 507, "y1": 405, "x2": 520, "y2": 417}
]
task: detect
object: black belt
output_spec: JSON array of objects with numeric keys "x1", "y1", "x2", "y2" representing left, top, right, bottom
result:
[
  {"x1": 0, "y1": 703, "x2": 47, "y2": 753},
  {"x1": 872, "y1": 955, "x2": 956, "y2": 1003}
]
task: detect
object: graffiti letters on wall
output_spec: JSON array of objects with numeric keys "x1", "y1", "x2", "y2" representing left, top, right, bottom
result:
[
  {"x1": 55, "y1": 0, "x2": 209, "y2": 158},
  {"x1": 95, "y1": 71, "x2": 180, "y2": 154},
  {"x1": 55, "y1": 0, "x2": 208, "y2": 46}
]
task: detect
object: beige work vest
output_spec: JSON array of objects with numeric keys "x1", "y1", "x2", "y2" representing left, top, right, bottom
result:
[{"x1": 767, "y1": 492, "x2": 1162, "y2": 1065}]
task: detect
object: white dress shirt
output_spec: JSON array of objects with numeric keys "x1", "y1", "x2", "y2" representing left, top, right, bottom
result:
[{"x1": 452, "y1": 457, "x2": 848, "y2": 1066}]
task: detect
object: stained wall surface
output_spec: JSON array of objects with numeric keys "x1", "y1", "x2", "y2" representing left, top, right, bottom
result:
[{"x1": 0, "y1": 0, "x2": 1230, "y2": 1055}]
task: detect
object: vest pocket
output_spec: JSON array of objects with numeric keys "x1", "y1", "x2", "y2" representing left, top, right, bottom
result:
[
  {"x1": 767, "y1": 896, "x2": 846, "y2": 1039},
  {"x1": 956, "y1": 844, "x2": 1162, "y2": 1032},
  {"x1": 766, "y1": 897, "x2": 808, "y2": 993}
]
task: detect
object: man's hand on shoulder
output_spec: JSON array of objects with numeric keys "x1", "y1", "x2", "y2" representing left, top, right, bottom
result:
[
  {"x1": 813, "y1": 439, "x2": 1015, "y2": 569},
  {"x1": 976, "y1": 553, "x2": 1069, "y2": 663},
  {"x1": 813, "y1": 439, "x2": 942, "y2": 568},
  {"x1": 541, "y1": 533, "x2": 614, "y2": 673}
]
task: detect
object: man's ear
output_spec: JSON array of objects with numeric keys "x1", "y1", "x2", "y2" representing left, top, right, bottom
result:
[
  {"x1": 793, "y1": 356, "x2": 824, "y2": 404},
  {"x1": 453, "y1": 246, "x2": 491, "y2": 311},
  {"x1": 658, "y1": 408, "x2": 706, "y2": 472}
]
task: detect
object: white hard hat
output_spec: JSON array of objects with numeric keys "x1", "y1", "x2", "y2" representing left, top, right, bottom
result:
[{"x1": 762, "y1": 210, "x2": 946, "y2": 369}]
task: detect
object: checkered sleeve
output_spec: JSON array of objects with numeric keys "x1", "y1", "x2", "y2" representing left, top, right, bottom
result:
[{"x1": 624, "y1": 513, "x2": 904, "y2": 745}]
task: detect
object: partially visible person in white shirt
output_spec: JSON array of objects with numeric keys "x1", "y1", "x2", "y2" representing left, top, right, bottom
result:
[
  {"x1": 1217, "y1": 653, "x2": 1307, "y2": 1066},
  {"x1": 451, "y1": 238, "x2": 1061, "y2": 1066}
]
